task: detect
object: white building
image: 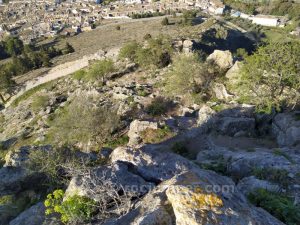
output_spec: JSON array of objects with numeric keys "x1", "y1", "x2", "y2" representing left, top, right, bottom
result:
[{"x1": 251, "y1": 15, "x2": 280, "y2": 27}]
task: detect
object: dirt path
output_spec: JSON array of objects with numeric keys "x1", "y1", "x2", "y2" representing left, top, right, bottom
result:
[{"x1": 5, "y1": 47, "x2": 120, "y2": 108}]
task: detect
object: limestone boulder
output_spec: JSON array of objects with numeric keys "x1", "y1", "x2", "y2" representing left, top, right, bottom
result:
[
  {"x1": 237, "y1": 176, "x2": 281, "y2": 196},
  {"x1": 65, "y1": 161, "x2": 155, "y2": 201},
  {"x1": 215, "y1": 117, "x2": 255, "y2": 136},
  {"x1": 272, "y1": 112, "x2": 300, "y2": 147},
  {"x1": 212, "y1": 83, "x2": 233, "y2": 100},
  {"x1": 128, "y1": 120, "x2": 158, "y2": 146},
  {"x1": 165, "y1": 172, "x2": 284, "y2": 225},
  {"x1": 110, "y1": 146, "x2": 193, "y2": 182},
  {"x1": 9, "y1": 202, "x2": 46, "y2": 225},
  {"x1": 225, "y1": 61, "x2": 242, "y2": 82},
  {"x1": 207, "y1": 50, "x2": 233, "y2": 70},
  {"x1": 182, "y1": 39, "x2": 195, "y2": 53}
]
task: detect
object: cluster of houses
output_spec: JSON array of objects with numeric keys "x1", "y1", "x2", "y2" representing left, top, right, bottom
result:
[
  {"x1": 0, "y1": 0, "x2": 227, "y2": 42},
  {"x1": 0, "y1": 0, "x2": 295, "y2": 43},
  {"x1": 230, "y1": 10, "x2": 287, "y2": 27}
]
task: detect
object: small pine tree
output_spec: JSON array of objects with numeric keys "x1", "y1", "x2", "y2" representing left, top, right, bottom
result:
[
  {"x1": 63, "y1": 42, "x2": 75, "y2": 54},
  {"x1": 161, "y1": 17, "x2": 169, "y2": 26}
]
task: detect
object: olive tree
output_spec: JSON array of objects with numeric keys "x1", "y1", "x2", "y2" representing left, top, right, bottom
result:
[{"x1": 237, "y1": 41, "x2": 300, "y2": 112}]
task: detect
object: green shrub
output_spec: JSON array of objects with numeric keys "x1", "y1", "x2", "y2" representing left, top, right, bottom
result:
[
  {"x1": 46, "y1": 95, "x2": 120, "y2": 150},
  {"x1": 199, "y1": 157, "x2": 228, "y2": 175},
  {"x1": 273, "y1": 148, "x2": 294, "y2": 163},
  {"x1": 104, "y1": 135, "x2": 129, "y2": 149},
  {"x1": 182, "y1": 10, "x2": 197, "y2": 25},
  {"x1": 248, "y1": 189, "x2": 300, "y2": 225},
  {"x1": 234, "y1": 41, "x2": 300, "y2": 113},
  {"x1": 72, "y1": 69, "x2": 87, "y2": 80},
  {"x1": 165, "y1": 53, "x2": 222, "y2": 103},
  {"x1": 31, "y1": 95, "x2": 50, "y2": 112},
  {"x1": 86, "y1": 59, "x2": 115, "y2": 82},
  {"x1": 252, "y1": 167, "x2": 290, "y2": 187},
  {"x1": 143, "y1": 33, "x2": 152, "y2": 40},
  {"x1": 119, "y1": 36, "x2": 173, "y2": 69},
  {"x1": 171, "y1": 141, "x2": 189, "y2": 157},
  {"x1": 140, "y1": 126, "x2": 174, "y2": 144},
  {"x1": 119, "y1": 41, "x2": 141, "y2": 61},
  {"x1": 45, "y1": 189, "x2": 96, "y2": 224},
  {"x1": 146, "y1": 97, "x2": 175, "y2": 116},
  {"x1": 161, "y1": 17, "x2": 169, "y2": 26}
]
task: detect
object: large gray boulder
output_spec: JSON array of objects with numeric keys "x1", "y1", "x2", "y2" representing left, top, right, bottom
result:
[
  {"x1": 65, "y1": 161, "x2": 155, "y2": 201},
  {"x1": 128, "y1": 120, "x2": 158, "y2": 146},
  {"x1": 110, "y1": 146, "x2": 193, "y2": 182},
  {"x1": 272, "y1": 112, "x2": 300, "y2": 147},
  {"x1": 215, "y1": 117, "x2": 255, "y2": 136},
  {"x1": 207, "y1": 50, "x2": 233, "y2": 70},
  {"x1": 197, "y1": 146, "x2": 300, "y2": 179},
  {"x1": 237, "y1": 176, "x2": 281, "y2": 196},
  {"x1": 0, "y1": 167, "x2": 42, "y2": 196},
  {"x1": 9, "y1": 202, "x2": 46, "y2": 225},
  {"x1": 197, "y1": 104, "x2": 256, "y2": 136}
]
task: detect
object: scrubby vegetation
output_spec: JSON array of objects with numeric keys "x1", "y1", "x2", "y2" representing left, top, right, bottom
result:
[
  {"x1": 45, "y1": 189, "x2": 96, "y2": 224},
  {"x1": 233, "y1": 41, "x2": 300, "y2": 113},
  {"x1": 85, "y1": 59, "x2": 115, "y2": 82},
  {"x1": 252, "y1": 167, "x2": 290, "y2": 188},
  {"x1": 46, "y1": 95, "x2": 120, "y2": 150},
  {"x1": 248, "y1": 189, "x2": 300, "y2": 225},
  {"x1": 164, "y1": 53, "x2": 223, "y2": 104},
  {"x1": 0, "y1": 37, "x2": 74, "y2": 101},
  {"x1": 146, "y1": 97, "x2": 176, "y2": 116},
  {"x1": 140, "y1": 126, "x2": 174, "y2": 144},
  {"x1": 118, "y1": 36, "x2": 173, "y2": 69}
]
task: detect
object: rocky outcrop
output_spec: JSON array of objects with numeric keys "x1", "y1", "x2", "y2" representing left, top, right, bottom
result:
[
  {"x1": 110, "y1": 146, "x2": 193, "y2": 182},
  {"x1": 212, "y1": 83, "x2": 233, "y2": 100},
  {"x1": 272, "y1": 112, "x2": 300, "y2": 147},
  {"x1": 104, "y1": 146, "x2": 285, "y2": 225},
  {"x1": 65, "y1": 161, "x2": 155, "y2": 201},
  {"x1": 207, "y1": 50, "x2": 233, "y2": 70},
  {"x1": 225, "y1": 61, "x2": 242, "y2": 83},
  {"x1": 128, "y1": 120, "x2": 158, "y2": 146},
  {"x1": 197, "y1": 145, "x2": 300, "y2": 180},
  {"x1": 237, "y1": 176, "x2": 281, "y2": 196},
  {"x1": 182, "y1": 39, "x2": 195, "y2": 53},
  {"x1": 9, "y1": 202, "x2": 46, "y2": 225},
  {"x1": 197, "y1": 104, "x2": 256, "y2": 137}
]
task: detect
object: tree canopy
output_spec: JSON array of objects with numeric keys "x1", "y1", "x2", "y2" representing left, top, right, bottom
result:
[{"x1": 238, "y1": 41, "x2": 300, "y2": 112}]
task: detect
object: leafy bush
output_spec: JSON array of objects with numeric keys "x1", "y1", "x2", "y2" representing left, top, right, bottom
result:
[
  {"x1": 45, "y1": 189, "x2": 96, "y2": 224},
  {"x1": 31, "y1": 94, "x2": 50, "y2": 112},
  {"x1": 234, "y1": 41, "x2": 300, "y2": 113},
  {"x1": 146, "y1": 96, "x2": 175, "y2": 116},
  {"x1": 72, "y1": 69, "x2": 87, "y2": 80},
  {"x1": 248, "y1": 189, "x2": 300, "y2": 225},
  {"x1": 119, "y1": 36, "x2": 173, "y2": 69},
  {"x1": 104, "y1": 135, "x2": 129, "y2": 149},
  {"x1": 140, "y1": 126, "x2": 174, "y2": 144},
  {"x1": 27, "y1": 147, "x2": 84, "y2": 188},
  {"x1": 165, "y1": 53, "x2": 222, "y2": 103},
  {"x1": 161, "y1": 17, "x2": 169, "y2": 26},
  {"x1": 86, "y1": 59, "x2": 115, "y2": 82},
  {"x1": 252, "y1": 167, "x2": 290, "y2": 187},
  {"x1": 171, "y1": 142, "x2": 189, "y2": 157},
  {"x1": 46, "y1": 95, "x2": 120, "y2": 150},
  {"x1": 62, "y1": 42, "x2": 75, "y2": 55},
  {"x1": 198, "y1": 156, "x2": 228, "y2": 175},
  {"x1": 119, "y1": 41, "x2": 142, "y2": 61},
  {"x1": 182, "y1": 10, "x2": 197, "y2": 25}
]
